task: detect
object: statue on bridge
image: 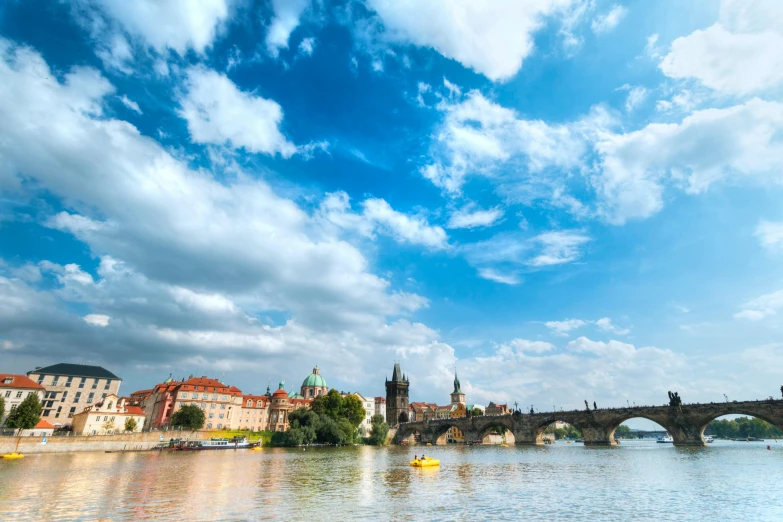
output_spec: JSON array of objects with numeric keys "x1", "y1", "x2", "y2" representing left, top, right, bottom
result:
[
  {"x1": 593, "y1": 401, "x2": 597, "y2": 410},
  {"x1": 780, "y1": 385, "x2": 783, "y2": 399},
  {"x1": 668, "y1": 391, "x2": 683, "y2": 413},
  {"x1": 584, "y1": 400, "x2": 590, "y2": 411}
]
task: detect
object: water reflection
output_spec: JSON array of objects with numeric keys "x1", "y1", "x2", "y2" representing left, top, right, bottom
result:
[{"x1": 1, "y1": 441, "x2": 782, "y2": 520}]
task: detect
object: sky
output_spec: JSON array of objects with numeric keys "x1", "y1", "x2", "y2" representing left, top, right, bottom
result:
[{"x1": 2, "y1": 0, "x2": 783, "y2": 427}]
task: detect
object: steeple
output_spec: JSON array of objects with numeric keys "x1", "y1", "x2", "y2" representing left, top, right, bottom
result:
[
  {"x1": 392, "y1": 362, "x2": 403, "y2": 382},
  {"x1": 452, "y1": 371, "x2": 462, "y2": 394}
]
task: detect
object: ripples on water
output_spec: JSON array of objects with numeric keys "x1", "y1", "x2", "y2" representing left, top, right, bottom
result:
[{"x1": 1, "y1": 441, "x2": 782, "y2": 521}]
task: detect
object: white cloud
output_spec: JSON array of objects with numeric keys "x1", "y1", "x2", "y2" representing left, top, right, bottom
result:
[
  {"x1": 92, "y1": 0, "x2": 231, "y2": 55},
  {"x1": 644, "y1": 33, "x2": 661, "y2": 59},
  {"x1": 618, "y1": 84, "x2": 647, "y2": 112},
  {"x1": 735, "y1": 289, "x2": 783, "y2": 321},
  {"x1": 364, "y1": 0, "x2": 575, "y2": 81},
  {"x1": 755, "y1": 220, "x2": 783, "y2": 250},
  {"x1": 595, "y1": 317, "x2": 630, "y2": 335},
  {"x1": 95, "y1": 33, "x2": 133, "y2": 74},
  {"x1": 659, "y1": 1, "x2": 783, "y2": 95},
  {"x1": 179, "y1": 66, "x2": 297, "y2": 157},
  {"x1": 266, "y1": 0, "x2": 310, "y2": 58},
  {"x1": 118, "y1": 94, "x2": 141, "y2": 114},
  {"x1": 545, "y1": 319, "x2": 586, "y2": 336},
  {"x1": 591, "y1": 5, "x2": 627, "y2": 34},
  {"x1": 447, "y1": 205, "x2": 504, "y2": 229},
  {"x1": 318, "y1": 192, "x2": 447, "y2": 250},
  {"x1": 298, "y1": 37, "x2": 316, "y2": 56},
  {"x1": 509, "y1": 339, "x2": 556, "y2": 354},
  {"x1": 83, "y1": 314, "x2": 111, "y2": 327},
  {"x1": 526, "y1": 230, "x2": 591, "y2": 267},
  {"x1": 477, "y1": 268, "x2": 520, "y2": 286}
]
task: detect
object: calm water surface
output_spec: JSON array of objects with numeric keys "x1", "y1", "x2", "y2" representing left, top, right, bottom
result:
[{"x1": 1, "y1": 440, "x2": 782, "y2": 521}]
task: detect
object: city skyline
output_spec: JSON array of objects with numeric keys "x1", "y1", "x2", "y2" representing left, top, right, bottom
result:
[{"x1": 2, "y1": 0, "x2": 783, "y2": 419}]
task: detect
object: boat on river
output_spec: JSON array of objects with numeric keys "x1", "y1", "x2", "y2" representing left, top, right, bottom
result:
[
  {"x1": 180, "y1": 437, "x2": 256, "y2": 451},
  {"x1": 656, "y1": 434, "x2": 674, "y2": 444},
  {"x1": 1, "y1": 452, "x2": 24, "y2": 459},
  {"x1": 410, "y1": 457, "x2": 440, "y2": 467},
  {"x1": 704, "y1": 435, "x2": 714, "y2": 443}
]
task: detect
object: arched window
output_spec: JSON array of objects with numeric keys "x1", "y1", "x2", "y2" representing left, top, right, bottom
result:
[{"x1": 309, "y1": 389, "x2": 313, "y2": 397}]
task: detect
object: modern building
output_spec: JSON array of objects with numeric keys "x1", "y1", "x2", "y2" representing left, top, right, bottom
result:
[
  {"x1": 300, "y1": 366, "x2": 328, "y2": 398},
  {"x1": 385, "y1": 363, "x2": 409, "y2": 426},
  {"x1": 373, "y1": 397, "x2": 386, "y2": 422},
  {"x1": 71, "y1": 394, "x2": 145, "y2": 435},
  {"x1": 137, "y1": 376, "x2": 243, "y2": 430},
  {"x1": 1, "y1": 374, "x2": 45, "y2": 426},
  {"x1": 26, "y1": 363, "x2": 121, "y2": 426}
]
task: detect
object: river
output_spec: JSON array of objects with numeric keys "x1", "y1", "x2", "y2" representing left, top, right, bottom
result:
[{"x1": 1, "y1": 440, "x2": 782, "y2": 520}]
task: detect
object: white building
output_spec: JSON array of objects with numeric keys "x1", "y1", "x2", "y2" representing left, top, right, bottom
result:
[
  {"x1": 71, "y1": 394, "x2": 145, "y2": 435},
  {"x1": 343, "y1": 392, "x2": 376, "y2": 436},
  {"x1": 374, "y1": 397, "x2": 386, "y2": 423},
  {"x1": 1, "y1": 374, "x2": 45, "y2": 426}
]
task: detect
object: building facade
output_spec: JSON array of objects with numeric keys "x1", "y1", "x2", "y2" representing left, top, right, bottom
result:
[
  {"x1": 486, "y1": 402, "x2": 510, "y2": 415},
  {"x1": 71, "y1": 394, "x2": 145, "y2": 435},
  {"x1": 448, "y1": 372, "x2": 467, "y2": 443},
  {"x1": 347, "y1": 393, "x2": 376, "y2": 435},
  {"x1": 373, "y1": 397, "x2": 386, "y2": 422},
  {"x1": 26, "y1": 363, "x2": 121, "y2": 426},
  {"x1": 1, "y1": 374, "x2": 45, "y2": 426},
  {"x1": 410, "y1": 402, "x2": 437, "y2": 422},
  {"x1": 300, "y1": 367, "x2": 328, "y2": 398},
  {"x1": 385, "y1": 363, "x2": 409, "y2": 426}
]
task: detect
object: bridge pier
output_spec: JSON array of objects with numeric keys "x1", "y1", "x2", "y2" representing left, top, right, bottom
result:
[{"x1": 581, "y1": 425, "x2": 617, "y2": 447}]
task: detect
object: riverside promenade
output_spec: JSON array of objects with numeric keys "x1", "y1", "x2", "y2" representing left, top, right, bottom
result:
[{"x1": 0, "y1": 430, "x2": 207, "y2": 454}]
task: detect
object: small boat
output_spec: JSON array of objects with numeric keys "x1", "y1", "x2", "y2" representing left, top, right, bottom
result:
[
  {"x1": 410, "y1": 457, "x2": 440, "y2": 467},
  {"x1": 574, "y1": 439, "x2": 584, "y2": 443},
  {"x1": 426, "y1": 443, "x2": 432, "y2": 446},
  {"x1": 704, "y1": 436, "x2": 714, "y2": 443},
  {"x1": 1, "y1": 453, "x2": 24, "y2": 459},
  {"x1": 251, "y1": 446, "x2": 264, "y2": 451},
  {"x1": 733, "y1": 437, "x2": 764, "y2": 442},
  {"x1": 657, "y1": 434, "x2": 674, "y2": 444},
  {"x1": 499, "y1": 443, "x2": 509, "y2": 448}
]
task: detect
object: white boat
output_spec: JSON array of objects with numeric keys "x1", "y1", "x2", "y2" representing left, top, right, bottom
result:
[
  {"x1": 704, "y1": 435, "x2": 714, "y2": 443},
  {"x1": 181, "y1": 437, "x2": 254, "y2": 451},
  {"x1": 656, "y1": 434, "x2": 673, "y2": 444}
]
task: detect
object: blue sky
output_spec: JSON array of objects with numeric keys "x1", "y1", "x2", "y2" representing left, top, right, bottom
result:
[{"x1": 2, "y1": 0, "x2": 783, "y2": 423}]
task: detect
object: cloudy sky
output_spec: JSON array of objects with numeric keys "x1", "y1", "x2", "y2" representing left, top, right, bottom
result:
[{"x1": 2, "y1": 0, "x2": 783, "y2": 422}]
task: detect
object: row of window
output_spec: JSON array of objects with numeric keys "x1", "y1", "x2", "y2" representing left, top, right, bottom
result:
[
  {"x1": 179, "y1": 393, "x2": 230, "y2": 401},
  {"x1": 207, "y1": 413, "x2": 226, "y2": 419},
  {"x1": 3, "y1": 390, "x2": 29, "y2": 399},
  {"x1": 35, "y1": 375, "x2": 114, "y2": 390}
]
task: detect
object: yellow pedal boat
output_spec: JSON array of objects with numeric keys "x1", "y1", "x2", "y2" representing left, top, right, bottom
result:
[
  {"x1": 410, "y1": 458, "x2": 440, "y2": 467},
  {"x1": 1, "y1": 453, "x2": 24, "y2": 459},
  {"x1": 251, "y1": 446, "x2": 263, "y2": 451}
]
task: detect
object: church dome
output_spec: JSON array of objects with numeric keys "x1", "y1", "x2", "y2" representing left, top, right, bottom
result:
[{"x1": 302, "y1": 367, "x2": 327, "y2": 389}]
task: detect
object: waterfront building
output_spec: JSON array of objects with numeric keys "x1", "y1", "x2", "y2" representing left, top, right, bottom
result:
[
  {"x1": 374, "y1": 397, "x2": 386, "y2": 422},
  {"x1": 300, "y1": 366, "x2": 328, "y2": 398},
  {"x1": 486, "y1": 402, "x2": 510, "y2": 415},
  {"x1": 240, "y1": 394, "x2": 271, "y2": 431},
  {"x1": 385, "y1": 363, "x2": 409, "y2": 426},
  {"x1": 71, "y1": 394, "x2": 145, "y2": 435},
  {"x1": 343, "y1": 392, "x2": 375, "y2": 435},
  {"x1": 20, "y1": 419, "x2": 55, "y2": 437},
  {"x1": 435, "y1": 404, "x2": 453, "y2": 419},
  {"x1": 269, "y1": 381, "x2": 292, "y2": 432},
  {"x1": 1, "y1": 374, "x2": 46, "y2": 426},
  {"x1": 26, "y1": 363, "x2": 121, "y2": 426},
  {"x1": 410, "y1": 402, "x2": 438, "y2": 422},
  {"x1": 138, "y1": 376, "x2": 243, "y2": 430}
]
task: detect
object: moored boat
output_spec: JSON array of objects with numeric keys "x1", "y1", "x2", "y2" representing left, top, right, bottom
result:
[
  {"x1": 656, "y1": 434, "x2": 674, "y2": 444},
  {"x1": 181, "y1": 436, "x2": 255, "y2": 451}
]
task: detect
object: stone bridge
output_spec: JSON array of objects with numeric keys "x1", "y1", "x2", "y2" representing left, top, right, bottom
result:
[{"x1": 394, "y1": 398, "x2": 783, "y2": 447}]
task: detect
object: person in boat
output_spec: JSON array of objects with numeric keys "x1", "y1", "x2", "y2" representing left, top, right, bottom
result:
[
  {"x1": 414, "y1": 454, "x2": 418, "y2": 460},
  {"x1": 421, "y1": 455, "x2": 426, "y2": 460}
]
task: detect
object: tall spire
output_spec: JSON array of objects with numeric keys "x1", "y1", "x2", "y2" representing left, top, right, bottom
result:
[
  {"x1": 392, "y1": 362, "x2": 402, "y2": 382},
  {"x1": 452, "y1": 370, "x2": 462, "y2": 394}
]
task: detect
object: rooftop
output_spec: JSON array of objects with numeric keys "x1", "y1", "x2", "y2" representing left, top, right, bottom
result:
[
  {"x1": 28, "y1": 363, "x2": 120, "y2": 380},
  {"x1": 0, "y1": 374, "x2": 44, "y2": 389}
]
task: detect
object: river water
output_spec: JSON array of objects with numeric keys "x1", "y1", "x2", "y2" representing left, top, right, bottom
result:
[{"x1": 1, "y1": 440, "x2": 782, "y2": 521}]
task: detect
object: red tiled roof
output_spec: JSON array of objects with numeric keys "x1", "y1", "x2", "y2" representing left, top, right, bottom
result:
[
  {"x1": 123, "y1": 406, "x2": 145, "y2": 416},
  {"x1": 0, "y1": 374, "x2": 44, "y2": 390},
  {"x1": 34, "y1": 420, "x2": 55, "y2": 429},
  {"x1": 374, "y1": 397, "x2": 386, "y2": 402},
  {"x1": 272, "y1": 388, "x2": 288, "y2": 398}
]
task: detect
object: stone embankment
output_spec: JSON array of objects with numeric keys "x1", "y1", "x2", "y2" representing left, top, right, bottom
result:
[{"x1": 0, "y1": 431, "x2": 207, "y2": 455}]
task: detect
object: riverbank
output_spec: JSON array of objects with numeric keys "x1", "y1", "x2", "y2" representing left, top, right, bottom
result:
[{"x1": 0, "y1": 431, "x2": 206, "y2": 454}]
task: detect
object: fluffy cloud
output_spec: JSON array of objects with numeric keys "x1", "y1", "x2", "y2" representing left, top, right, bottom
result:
[
  {"x1": 83, "y1": 314, "x2": 111, "y2": 327},
  {"x1": 91, "y1": 0, "x2": 231, "y2": 55},
  {"x1": 545, "y1": 319, "x2": 586, "y2": 336},
  {"x1": 595, "y1": 317, "x2": 630, "y2": 335},
  {"x1": 591, "y1": 5, "x2": 627, "y2": 34},
  {"x1": 446, "y1": 205, "x2": 504, "y2": 229},
  {"x1": 659, "y1": 1, "x2": 783, "y2": 95},
  {"x1": 476, "y1": 268, "x2": 520, "y2": 286},
  {"x1": 266, "y1": 0, "x2": 310, "y2": 57},
  {"x1": 118, "y1": 95, "x2": 141, "y2": 114},
  {"x1": 317, "y1": 192, "x2": 448, "y2": 249},
  {"x1": 735, "y1": 289, "x2": 783, "y2": 321},
  {"x1": 755, "y1": 220, "x2": 783, "y2": 250},
  {"x1": 179, "y1": 67, "x2": 297, "y2": 157},
  {"x1": 526, "y1": 230, "x2": 591, "y2": 267},
  {"x1": 364, "y1": 0, "x2": 575, "y2": 81}
]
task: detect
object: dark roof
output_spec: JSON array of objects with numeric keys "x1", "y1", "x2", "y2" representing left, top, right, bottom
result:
[{"x1": 27, "y1": 363, "x2": 120, "y2": 380}]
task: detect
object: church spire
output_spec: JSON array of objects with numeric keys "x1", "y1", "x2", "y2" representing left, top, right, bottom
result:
[{"x1": 452, "y1": 370, "x2": 462, "y2": 394}]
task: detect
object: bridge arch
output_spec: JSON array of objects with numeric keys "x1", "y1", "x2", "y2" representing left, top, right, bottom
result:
[
  {"x1": 477, "y1": 419, "x2": 515, "y2": 444},
  {"x1": 395, "y1": 424, "x2": 423, "y2": 444},
  {"x1": 531, "y1": 416, "x2": 584, "y2": 444},
  {"x1": 699, "y1": 406, "x2": 783, "y2": 440},
  {"x1": 603, "y1": 412, "x2": 671, "y2": 443}
]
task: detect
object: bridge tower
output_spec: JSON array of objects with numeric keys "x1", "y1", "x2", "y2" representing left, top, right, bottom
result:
[
  {"x1": 450, "y1": 371, "x2": 465, "y2": 407},
  {"x1": 385, "y1": 362, "x2": 409, "y2": 426}
]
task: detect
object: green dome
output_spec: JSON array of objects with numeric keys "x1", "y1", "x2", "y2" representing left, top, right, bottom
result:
[{"x1": 302, "y1": 367, "x2": 327, "y2": 388}]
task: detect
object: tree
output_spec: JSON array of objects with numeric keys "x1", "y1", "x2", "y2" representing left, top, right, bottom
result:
[
  {"x1": 614, "y1": 424, "x2": 632, "y2": 438},
  {"x1": 124, "y1": 417, "x2": 138, "y2": 432},
  {"x1": 5, "y1": 393, "x2": 42, "y2": 430},
  {"x1": 471, "y1": 407, "x2": 483, "y2": 417},
  {"x1": 102, "y1": 419, "x2": 116, "y2": 432},
  {"x1": 0, "y1": 395, "x2": 5, "y2": 425},
  {"x1": 171, "y1": 404, "x2": 206, "y2": 430},
  {"x1": 368, "y1": 414, "x2": 389, "y2": 446},
  {"x1": 342, "y1": 394, "x2": 366, "y2": 428}
]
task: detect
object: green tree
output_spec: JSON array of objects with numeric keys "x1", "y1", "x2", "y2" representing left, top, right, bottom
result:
[
  {"x1": 471, "y1": 407, "x2": 483, "y2": 417},
  {"x1": 171, "y1": 404, "x2": 206, "y2": 430},
  {"x1": 5, "y1": 393, "x2": 42, "y2": 430},
  {"x1": 368, "y1": 414, "x2": 389, "y2": 445},
  {"x1": 614, "y1": 424, "x2": 632, "y2": 438},
  {"x1": 342, "y1": 394, "x2": 366, "y2": 428},
  {"x1": 124, "y1": 417, "x2": 138, "y2": 432},
  {"x1": 0, "y1": 395, "x2": 5, "y2": 425}
]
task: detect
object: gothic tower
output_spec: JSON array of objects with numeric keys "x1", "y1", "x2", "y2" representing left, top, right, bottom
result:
[
  {"x1": 450, "y1": 370, "x2": 465, "y2": 407},
  {"x1": 385, "y1": 362, "x2": 409, "y2": 426}
]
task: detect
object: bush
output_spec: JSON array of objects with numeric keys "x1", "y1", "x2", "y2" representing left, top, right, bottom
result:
[
  {"x1": 171, "y1": 404, "x2": 206, "y2": 430},
  {"x1": 125, "y1": 417, "x2": 138, "y2": 432},
  {"x1": 367, "y1": 414, "x2": 389, "y2": 446}
]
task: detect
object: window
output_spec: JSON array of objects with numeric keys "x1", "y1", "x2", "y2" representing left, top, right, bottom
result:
[
  {"x1": 220, "y1": 404, "x2": 226, "y2": 410},
  {"x1": 88, "y1": 392, "x2": 94, "y2": 404},
  {"x1": 218, "y1": 414, "x2": 224, "y2": 419},
  {"x1": 56, "y1": 406, "x2": 62, "y2": 418},
  {"x1": 209, "y1": 413, "x2": 214, "y2": 419},
  {"x1": 210, "y1": 404, "x2": 216, "y2": 409},
  {"x1": 36, "y1": 375, "x2": 44, "y2": 385},
  {"x1": 92, "y1": 379, "x2": 99, "y2": 389},
  {"x1": 201, "y1": 403, "x2": 206, "y2": 409},
  {"x1": 206, "y1": 423, "x2": 212, "y2": 429},
  {"x1": 102, "y1": 393, "x2": 107, "y2": 399},
  {"x1": 65, "y1": 376, "x2": 73, "y2": 387},
  {"x1": 68, "y1": 407, "x2": 76, "y2": 418},
  {"x1": 246, "y1": 400, "x2": 251, "y2": 406},
  {"x1": 16, "y1": 391, "x2": 23, "y2": 398},
  {"x1": 202, "y1": 394, "x2": 207, "y2": 400},
  {"x1": 52, "y1": 376, "x2": 59, "y2": 385},
  {"x1": 104, "y1": 380, "x2": 111, "y2": 390},
  {"x1": 74, "y1": 392, "x2": 81, "y2": 403},
  {"x1": 217, "y1": 423, "x2": 223, "y2": 429},
  {"x1": 221, "y1": 395, "x2": 227, "y2": 401},
  {"x1": 79, "y1": 377, "x2": 86, "y2": 389},
  {"x1": 211, "y1": 395, "x2": 217, "y2": 401},
  {"x1": 110, "y1": 416, "x2": 115, "y2": 422},
  {"x1": 3, "y1": 391, "x2": 9, "y2": 398},
  {"x1": 61, "y1": 392, "x2": 68, "y2": 402}
]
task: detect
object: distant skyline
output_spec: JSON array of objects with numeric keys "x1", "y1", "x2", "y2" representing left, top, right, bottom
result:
[{"x1": 2, "y1": 1, "x2": 783, "y2": 427}]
